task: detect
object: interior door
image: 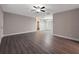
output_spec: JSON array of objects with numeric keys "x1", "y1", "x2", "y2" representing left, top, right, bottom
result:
[{"x1": 40, "y1": 20, "x2": 46, "y2": 31}]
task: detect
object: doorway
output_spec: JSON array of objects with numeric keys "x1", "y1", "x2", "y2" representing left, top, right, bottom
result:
[{"x1": 35, "y1": 16, "x2": 53, "y2": 32}]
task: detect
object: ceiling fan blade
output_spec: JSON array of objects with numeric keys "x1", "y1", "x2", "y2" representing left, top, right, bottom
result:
[
  {"x1": 33, "y1": 6, "x2": 37, "y2": 8},
  {"x1": 41, "y1": 10, "x2": 45, "y2": 12},
  {"x1": 41, "y1": 6, "x2": 45, "y2": 9}
]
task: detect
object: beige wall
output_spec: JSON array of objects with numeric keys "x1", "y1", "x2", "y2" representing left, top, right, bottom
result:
[
  {"x1": 0, "y1": 6, "x2": 3, "y2": 43},
  {"x1": 3, "y1": 12, "x2": 36, "y2": 36},
  {"x1": 53, "y1": 8, "x2": 79, "y2": 40}
]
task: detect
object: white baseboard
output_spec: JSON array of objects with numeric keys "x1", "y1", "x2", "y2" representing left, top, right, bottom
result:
[
  {"x1": 3, "y1": 30, "x2": 52, "y2": 37},
  {"x1": 53, "y1": 34, "x2": 79, "y2": 41},
  {"x1": 4, "y1": 31, "x2": 36, "y2": 37}
]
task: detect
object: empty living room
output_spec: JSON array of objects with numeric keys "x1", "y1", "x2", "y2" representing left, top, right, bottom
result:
[{"x1": 0, "y1": 4, "x2": 79, "y2": 54}]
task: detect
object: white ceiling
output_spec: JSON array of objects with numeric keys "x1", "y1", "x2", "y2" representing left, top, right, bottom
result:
[{"x1": 1, "y1": 4, "x2": 79, "y2": 18}]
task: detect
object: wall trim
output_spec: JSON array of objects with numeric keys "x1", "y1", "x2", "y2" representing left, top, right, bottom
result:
[
  {"x1": 3, "y1": 31, "x2": 36, "y2": 37},
  {"x1": 53, "y1": 34, "x2": 79, "y2": 41}
]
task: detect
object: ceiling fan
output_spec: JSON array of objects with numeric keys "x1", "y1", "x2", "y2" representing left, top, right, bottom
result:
[{"x1": 32, "y1": 5, "x2": 46, "y2": 13}]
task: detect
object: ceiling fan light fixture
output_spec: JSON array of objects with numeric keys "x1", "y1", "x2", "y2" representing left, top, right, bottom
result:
[
  {"x1": 32, "y1": 5, "x2": 46, "y2": 13},
  {"x1": 36, "y1": 9, "x2": 41, "y2": 12}
]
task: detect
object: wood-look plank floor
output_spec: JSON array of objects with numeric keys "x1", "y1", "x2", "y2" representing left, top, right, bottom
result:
[{"x1": 0, "y1": 31, "x2": 79, "y2": 54}]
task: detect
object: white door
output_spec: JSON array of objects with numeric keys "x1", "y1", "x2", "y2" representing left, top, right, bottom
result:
[{"x1": 40, "y1": 20, "x2": 46, "y2": 31}]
